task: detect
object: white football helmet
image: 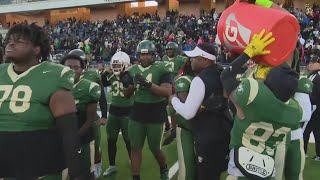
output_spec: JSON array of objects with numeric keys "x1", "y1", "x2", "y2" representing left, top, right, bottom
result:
[{"x1": 111, "y1": 51, "x2": 130, "y2": 75}]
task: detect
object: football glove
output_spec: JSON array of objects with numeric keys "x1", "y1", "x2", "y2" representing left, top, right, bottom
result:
[
  {"x1": 243, "y1": 29, "x2": 275, "y2": 59},
  {"x1": 134, "y1": 74, "x2": 152, "y2": 88},
  {"x1": 120, "y1": 71, "x2": 134, "y2": 88}
]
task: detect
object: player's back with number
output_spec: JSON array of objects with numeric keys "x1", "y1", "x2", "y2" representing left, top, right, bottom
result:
[
  {"x1": 0, "y1": 62, "x2": 74, "y2": 132},
  {"x1": 231, "y1": 78, "x2": 302, "y2": 156}
]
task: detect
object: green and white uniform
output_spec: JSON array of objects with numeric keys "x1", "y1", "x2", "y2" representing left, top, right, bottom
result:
[
  {"x1": 162, "y1": 55, "x2": 187, "y2": 117},
  {"x1": 227, "y1": 78, "x2": 302, "y2": 180},
  {"x1": 175, "y1": 75, "x2": 196, "y2": 180},
  {"x1": 275, "y1": 77, "x2": 312, "y2": 180},
  {"x1": 106, "y1": 73, "x2": 133, "y2": 163},
  {"x1": 128, "y1": 63, "x2": 171, "y2": 154},
  {"x1": 81, "y1": 68, "x2": 102, "y2": 164},
  {"x1": 162, "y1": 55, "x2": 187, "y2": 77},
  {"x1": 81, "y1": 69, "x2": 101, "y2": 84},
  {"x1": 0, "y1": 62, "x2": 74, "y2": 178},
  {"x1": 73, "y1": 79, "x2": 101, "y2": 168},
  {"x1": 241, "y1": 65, "x2": 310, "y2": 180},
  {"x1": 107, "y1": 73, "x2": 133, "y2": 140}
]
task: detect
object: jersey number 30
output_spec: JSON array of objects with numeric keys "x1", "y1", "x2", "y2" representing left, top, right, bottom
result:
[{"x1": 0, "y1": 85, "x2": 32, "y2": 113}]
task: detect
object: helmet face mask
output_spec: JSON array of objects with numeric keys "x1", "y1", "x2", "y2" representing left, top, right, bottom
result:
[
  {"x1": 111, "y1": 51, "x2": 130, "y2": 75},
  {"x1": 138, "y1": 53, "x2": 154, "y2": 68},
  {"x1": 165, "y1": 42, "x2": 178, "y2": 58},
  {"x1": 166, "y1": 49, "x2": 175, "y2": 58}
]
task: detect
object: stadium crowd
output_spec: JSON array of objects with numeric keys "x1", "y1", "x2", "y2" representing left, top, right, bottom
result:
[
  {"x1": 0, "y1": 4, "x2": 319, "y2": 64},
  {"x1": 1, "y1": 1, "x2": 320, "y2": 180}
]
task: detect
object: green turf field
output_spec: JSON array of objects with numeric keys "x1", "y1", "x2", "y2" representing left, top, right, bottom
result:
[{"x1": 97, "y1": 126, "x2": 320, "y2": 180}]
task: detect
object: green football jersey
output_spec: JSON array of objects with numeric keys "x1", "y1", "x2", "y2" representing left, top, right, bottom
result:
[
  {"x1": 230, "y1": 78, "x2": 302, "y2": 157},
  {"x1": 0, "y1": 62, "x2": 74, "y2": 132},
  {"x1": 107, "y1": 73, "x2": 134, "y2": 107},
  {"x1": 162, "y1": 55, "x2": 187, "y2": 76},
  {"x1": 129, "y1": 62, "x2": 171, "y2": 103},
  {"x1": 81, "y1": 69, "x2": 101, "y2": 84},
  {"x1": 73, "y1": 79, "x2": 101, "y2": 114},
  {"x1": 175, "y1": 75, "x2": 193, "y2": 130}
]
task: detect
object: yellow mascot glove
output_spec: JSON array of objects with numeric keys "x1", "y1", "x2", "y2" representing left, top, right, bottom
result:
[{"x1": 243, "y1": 29, "x2": 275, "y2": 58}]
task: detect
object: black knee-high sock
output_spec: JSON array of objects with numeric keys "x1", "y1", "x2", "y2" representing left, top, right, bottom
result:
[
  {"x1": 107, "y1": 139, "x2": 117, "y2": 166},
  {"x1": 133, "y1": 175, "x2": 140, "y2": 180}
]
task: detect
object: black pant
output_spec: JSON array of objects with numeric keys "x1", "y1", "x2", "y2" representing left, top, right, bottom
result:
[
  {"x1": 303, "y1": 112, "x2": 320, "y2": 156},
  {"x1": 0, "y1": 130, "x2": 65, "y2": 178},
  {"x1": 193, "y1": 117, "x2": 231, "y2": 180}
]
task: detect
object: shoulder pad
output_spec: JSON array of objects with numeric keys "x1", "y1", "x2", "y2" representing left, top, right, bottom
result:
[{"x1": 297, "y1": 77, "x2": 313, "y2": 94}]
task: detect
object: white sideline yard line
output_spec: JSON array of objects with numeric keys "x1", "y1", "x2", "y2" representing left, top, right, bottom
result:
[{"x1": 169, "y1": 161, "x2": 179, "y2": 179}]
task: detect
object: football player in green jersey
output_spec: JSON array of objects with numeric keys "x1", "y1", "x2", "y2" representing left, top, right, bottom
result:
[
  {"x1": 0, "y1": 24, "x2": 91, "y2": 179},
  {"x1": 162, "y1": 42, "x2": 187, "y2": 145},
  {"x1": 238, "y1": 49, "x2": 310, "y2": 180},
  {"x1": 174, "y1": 59, "x2": 196, "y2": 180},
  {"x1": 101, "y1": 51, "x2": 133, "y2": 176},
  {"x1": 162, "y1": 42, "x2": 187, "y2": 77},
  {"x1": 68, "y1": 49, "x2": 107, "y2": 177},
  {"x1": 61, "y1": 54, "x2": 101, "y2": 177},
  {"x1": 121, "y1": 40, "x2": 172, "y2": 180},
  {"x1": 221, "y1": 29, "x2": 302, "y2": 180}
]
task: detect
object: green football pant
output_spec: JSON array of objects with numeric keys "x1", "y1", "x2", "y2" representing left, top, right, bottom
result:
[
  {"x1": 129, "y1": 120, "x2": 164, "y2": 154},
  {"x1": 107, "y1": 114, "x2": 131, "y2": 165},
  {"x1": 107, "y1": 114, "x2": 130, "y2": 141},
  {"x1": 274, "y1": 139, "x2": 305, "y2": 180},
  {"x1": 176, "y1": 127, "x2": 196, "y2": 180}
]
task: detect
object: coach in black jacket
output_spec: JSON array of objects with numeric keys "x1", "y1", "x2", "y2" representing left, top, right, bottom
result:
[
  {"x1": 169, "y1": 43, "x2": 231, "y2": 180},
  {"x1": 304, "y1": 55, "x2": 320, "y2": 160}
]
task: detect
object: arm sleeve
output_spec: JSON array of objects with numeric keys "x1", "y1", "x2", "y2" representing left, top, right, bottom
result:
[
  {"x1": 294, "y1": 92, "x2": 312, "y2": 122},
  {"x1": 160, "y1": 73, "x2": 173, "y2": 84},
  {"x1": 98, "y1": 84, "x2": 108, "y2": 118},
  {"x1": 220, "y1": 54, "x2": 251, "y2": 96},
  {"x1": 171, "y1": 77, "x2": 205, "y2": 120}
]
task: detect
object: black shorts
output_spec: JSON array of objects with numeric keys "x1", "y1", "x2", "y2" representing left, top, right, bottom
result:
[
  {"x1": 130, "y1": 101, "x2": 167, "y2": 123},
  {"x1": 0, "y1": 129, "x2": 66, "y2": 179}
]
